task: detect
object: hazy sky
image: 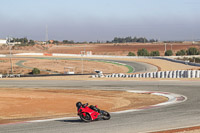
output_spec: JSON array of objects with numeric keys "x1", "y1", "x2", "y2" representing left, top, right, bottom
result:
[{"x1": 0, "y1": 0, "x2": 199, "y2": 41}]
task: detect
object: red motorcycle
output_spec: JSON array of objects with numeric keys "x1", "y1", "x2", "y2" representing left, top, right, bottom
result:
[{"x1": 76, "y1": 102, "x2": 111, "y2": 122}]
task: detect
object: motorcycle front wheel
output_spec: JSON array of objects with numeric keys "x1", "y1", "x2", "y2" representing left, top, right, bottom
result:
[
  {"x1": 101, "y1": 110, "x2": 111, "y2": 120},
  {"x1": 80, "y1": 112, "x2": 92, "y2": 122}
]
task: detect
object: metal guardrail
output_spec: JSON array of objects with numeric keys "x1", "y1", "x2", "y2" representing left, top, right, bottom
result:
[
  {"x1": 0, "y1": 73, "x2": 96, "y2": 78},
  {"x1": 154, "y1": 57, "x2": 200, "y2": 67}
]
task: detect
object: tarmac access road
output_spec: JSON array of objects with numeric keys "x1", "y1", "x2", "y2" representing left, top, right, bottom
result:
[{"x1": 0, "y1": 80, "x2": 200, "y2": 133}]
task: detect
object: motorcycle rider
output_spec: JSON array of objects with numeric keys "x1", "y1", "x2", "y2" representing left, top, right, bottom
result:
[
  {"x1": 76, "y1": 102, "x2": 82, "y2": 110},
  {"x1": 76, "y1": 102, "x2": 100, "y2": 113}
]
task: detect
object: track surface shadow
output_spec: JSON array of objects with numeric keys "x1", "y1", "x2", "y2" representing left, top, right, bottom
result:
[{"x1": 56, "y1": 119, "x2": 82, "y2": 123}]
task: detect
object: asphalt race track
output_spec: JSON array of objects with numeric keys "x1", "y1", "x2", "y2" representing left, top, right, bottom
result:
[
  {"x1": 0, "y1": 59, "x2": 200, "y2": 133},
  {"x1": 82, "y1": 58, "x2": 158, "y2": 73},
  {"x1": 12, "y1": 57, "x2": 158, "y2": 73},
  {"x1": 1, "y1": 80, "x2": 200, "y2": 133}
]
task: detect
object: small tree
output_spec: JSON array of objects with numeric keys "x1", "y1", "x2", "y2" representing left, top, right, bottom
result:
[
  {"x1": 28, "y1": 40, "x2": 35, "y2": 45},
  {"x1": 176, "y1": 50, "x2": 186, "y2": 56},
  {"x1": 150, "y1": 51, "x2": 160, "y2": 56},
  {"x1": 165, "y1": 50, "x2": 173, "y2": 56},
  {"x1": 137, "y1": 48, "x2": 149, "y2": 56},
  {"x1": 32, "y1": 68, "x2": 40, "y2": 74},
  {"x1": 127, "y1": 52, "x2": 136, "y2": 56},
  {"x1": 186, "y1": 47, "x2": 199, "y2": 55}
]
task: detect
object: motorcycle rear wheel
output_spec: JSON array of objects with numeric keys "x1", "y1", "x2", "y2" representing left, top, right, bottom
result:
[
  {"x1": 101, "y1": 110, "x2": 111, "y2": 120},
  {"x1": 80, "y1": 112, "x2": 92, "y2": 122}
]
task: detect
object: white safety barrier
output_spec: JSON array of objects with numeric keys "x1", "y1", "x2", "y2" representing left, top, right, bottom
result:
[
  {"x1": 0, "y1": 54, "x2": 6, "y2": 57},
  {"x1": 53, "y1": 53, "x2": 81, "y2": 57},
  {"x1": 14, "y1": 53, "x2": 43, "y2": 56},
  {"x1": 92, "y1": 70, "x2": 200, "y2": 79}
]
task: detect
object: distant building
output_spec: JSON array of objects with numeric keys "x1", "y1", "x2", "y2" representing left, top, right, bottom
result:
[
  {"x1": 0, "y1": 39, "x2": 22, "y2": 46},
  {"x1": 183, "y1": 41, "x2": 192, "y2": 44},
  {"x1": 87, "y1": 51, "x2": 92, "y2": 55},
  {"x1": 15, "y1": 42, "x2": 21, "y2": 45},
  {"x1": 34, "y1": 41, "x2": 46, "y2": 45},
  {"x1": 0, "y1": 39, "x2": 7, "y2": 46},
  {"x1": 49, "y1": 40, "x2": 54, "y2": 44}
]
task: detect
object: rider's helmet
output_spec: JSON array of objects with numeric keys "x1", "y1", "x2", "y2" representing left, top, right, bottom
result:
[{"x1": 76, "y1": 102, "x2": 82, "y2": 109}]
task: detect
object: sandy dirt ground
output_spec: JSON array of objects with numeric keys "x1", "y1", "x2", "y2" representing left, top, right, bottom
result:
[
  {"x1": 0, "y1": 58, "x2": 30, "y2": 74},
  {"x1": 47, "y1": 43, "x2": 200, "y2": 56},
  {"x1": 0, "y1": 88, "x2": 167, "y2": 124},
  {"x1": 23, "y1": 58, "x2": 128, "y2": 74},
  {"x1": 1, "y1": 42, "x2": 200, "y2": 56},
  {"x1": 0, "y1": 44, "x2": 44, "y2": 54}
]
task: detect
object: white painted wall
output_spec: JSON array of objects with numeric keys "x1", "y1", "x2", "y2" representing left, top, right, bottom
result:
[{"x1": 0, "y1": 39, "x2": 7, "y2": 45}]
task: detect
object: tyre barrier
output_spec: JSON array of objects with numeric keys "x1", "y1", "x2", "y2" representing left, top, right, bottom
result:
[
  {"x1": 92, "y1": 70, "x2": 200, "y2": 78},
  {"x1": 0, "y1": 74, "x2": 21, "y2": 78}
]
